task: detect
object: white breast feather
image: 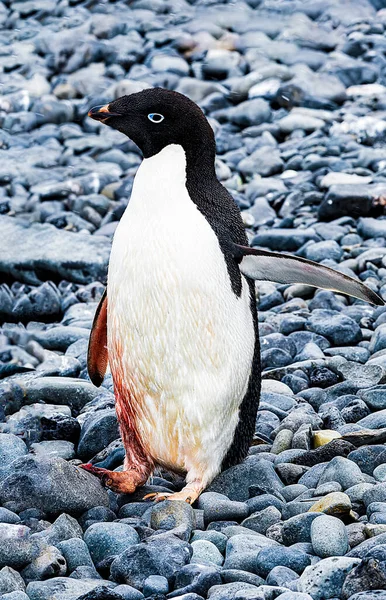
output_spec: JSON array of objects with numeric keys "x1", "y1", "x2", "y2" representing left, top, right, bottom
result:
[{"x1": 107, "y1": 144, "x2": 255, "y2": 486}]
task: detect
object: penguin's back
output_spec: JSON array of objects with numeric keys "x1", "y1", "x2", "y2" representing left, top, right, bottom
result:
[{"x1": 107, "y1": 144, "x2": 257, "y2": 484}]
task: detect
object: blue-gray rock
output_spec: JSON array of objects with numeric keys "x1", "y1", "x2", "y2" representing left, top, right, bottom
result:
[
  {"x1": 276, "y1": 594, "x2": 313, "y2": 600},
  {"x1": 306, "y1": 310, "x2": 362, "y2": 345},
  {"x1": 0, "y1": 566, "x2": 25, "y2": 595},
  {"x1": 169, "y1": 563, "x2": 222, "y2": 598},
  {"x1": 191, "y1": 540, "x2": 224, "y2": 566},
  {"x1": 282, "y1": 514, "x2": 321, "y2": 545},
  {"x1": 363, "y1": 483, "x2": 386, "y2": 507},
  {"x1": 0, "y1": 507, "x2": 20, "y2": 524},
  {"x1": 110, "y1": 534, "x2": 191, "y2": 589},
  {"x1": 31, "y1": 513, "x2": 82, "y2": 547},
  {"x1": 246, "y1": 494, "x2": 285, "y2": 515},
  {"x1": 252, "y1": 229, "x2": 320, "y2": 252},
  {"x1": 297, "y1": 557, "x2": 361, "y2": 600},
  {"x1": 143, "y1": 575, "x2": 169, "y2": 596},
  {"x1": 0, "y1": 455, "x2": 109, "y2": 515},
  {"x1": 266, "y1": 566, "x2": 299, "y2": 587},
  {"x1": 0, "y1": 524, "x2": 43, "y2": 569},
  {"x1": 26, "y1": 578, "x2": 117, "y2": 600},
  {"x1": 1, "y1": 594, "x2": 30, "y2": 600},
  {"x1": 348, "y1": 446, "x2": 386, "y2": 475},
  {"x1": 77, "y1": 409, "x2": 119, "y2": 460},
  {"x1": 84, "y1": 522, "x2": 139, "y2": 565},
  {"x1": 0, "y1": 216, "x2": 111, "y2": 285},
  {"x1": 21, "y1": 545, "x2": 67, "y2": 583},
  {"x1": 374, "y1": 465, "x2": 386, "y2": 482},
  {"x1": 30, "y1": 440, "x2": 75, "y2": 460},
  {"x1": 357, "y1": 410, "x2": 386, "y2": 430},
  {"x1": 224, "y1": 533, "x2": 279, "y2": 572},
  {"x1": 57, "y1": 538, "x2": 95, "y2": 573},
  {"x1": 360, "y1": 386, "x2": 386, "y2": 411},
  {"x1": 190, "y1": 531, "x2": 227, "y2": 554},
  {"x1": 207, "y1": 582, "x2": 260, "y2": 600},
  {"x1": 310, "y1": 515, "x2": 349, "y2": 558},
  {"x1": 305, "y1": 241, "x2": 343, "y2": 263},
  {"x1": 150, "y1": 499, "x2": 195, "y2": 540},
  {"x1": 208, "y1": 456, "x2": 284, "y2": 501},
  {"x1": 0, "y1": 433, "x2": 27, "y2": 480},
  {"x1": 318, "y1": 457, "x2": 365, "y2": 490},
  {"x1": 255, "y1": 545, "x2": 311, "y2": 577},
  {"x1": 241, "y1": 506, "x2": 281, "y2": 534},
  {"x1": 113, "y1": 585, "x2": 144, "y2": 600}
]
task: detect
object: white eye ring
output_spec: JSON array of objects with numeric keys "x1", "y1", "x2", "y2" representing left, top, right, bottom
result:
[{"x1": 148, "y1": 113, "x2": 164, "y2": 123}]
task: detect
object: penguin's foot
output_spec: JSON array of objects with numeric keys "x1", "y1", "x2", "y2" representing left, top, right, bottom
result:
[
  {"x1": 80, "y1": 463, "x2": 143, "y2": 494},
  {"x1": 144, "y1": 483, "x2": 202, "y2": 504}
]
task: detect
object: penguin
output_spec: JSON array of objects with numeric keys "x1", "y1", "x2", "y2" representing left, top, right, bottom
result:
[{"x1": 81, "y1": 88, "x2": 383, "y2": 504}]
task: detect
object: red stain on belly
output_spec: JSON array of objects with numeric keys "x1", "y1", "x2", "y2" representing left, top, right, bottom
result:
[{"x1": 110, "y1": 338, "x2": 154, "y2": 480}]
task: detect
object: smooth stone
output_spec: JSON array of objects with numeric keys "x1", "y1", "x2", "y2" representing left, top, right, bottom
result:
[
  {"x1": 208, "y1": 456, "x2": 284, "y2": 501},
  {"x1": 266, "y1": 565, "x2": 299, "y2": 587},
  {"x1": 255, "y1": 545, "x2": 311, "y2": 577},
  {"x1": 110, "y1": 534, "x2": 191, "y2": 589},
  {"x1": 282, "y1": 514, "x2": 321, "y2": 545},
  {"x1": 0, "y1": 456, "x2": 108, "y2": 515},
  {"x1": 57, "y1": 538, "x2": 94, "y2": 573},
  {"x1": 0, "y1": 216, "x2": 110, "y2": 285},
  {"x1": 0, "y1": 433, "x2": 28, "y2": 479},
  {"x1": 77, "y1": 409, "x2": 119, "y2": 460},
  {"x1": 198, "y1": 493, "x2": 248, "y2": 524},
  {"x1": 84, "y1": 523, "x2": 139, "y2": 564},
  {"x1": 0, "y1": 524, "x2": 43, "y2": 569},
  {"x1": 306, "y1": 310, "x2": 362, "y2": 345},
  {"x1": 374, "y1": 464, "x2": 386, "y2": 482},
  {"x1": 190, "y1": 540, "x2": 224, "y2": 567},
  {"x1": 224, "y1": 533, "x2": 279, "y2": 573},
  {"x1": 348, "y1": 445, "x2": 386, "y2": 475},
  {"x1": 310, "y1": 515, "x2": 349, "y2": 558},
  {"x1": 364, "y1": 483, "x2": 386, "y2": 507},
  {"x1": 113, "y1": 585, "x2": 144, "y2": 600},
  {"x1": 171, "y1": 563, "x2": 221, "y2": 598},
  {"x1": 26, "y1": 578, "x2": 116, "y2": 600},
  {"x1": 308, "y1": 492, "x2": 352, "y2": 516},
  {"x1": 142, "y1": 575, "x2": 169, "y2": 596},
  {"x1": 241, "y1": 506, "x2": 281, "y2": 534},
  {"x1": 276, "y1": 594, "x2": 313, "y2": 600},
  {"x1": 318, "y1": 457, "x2": 365, "y2": 490},
  {"x1": 0, "y1": 507, "x2": 20, "y2": 524},
  {"x1": 190, "y1": 531, "x2": 227, "y2": 554},
  {"x1": 0, "y1": 566, "x2": 25, "y2": 594},
  {"x1": 150, "y1": 499, "x2": 195, "y2": 540},
  {"x1": 297, "y1": 557, "x2": 361, "y2": 600},
  {"x1": 30, "y1": 440, "x2": 75, "y2": 460},
  {"x1": 207, "y1": 582, "x2": 260, "y2": 600},
  {"x1": 360, "y1": 386, "x2": 386, "y2": 411}
]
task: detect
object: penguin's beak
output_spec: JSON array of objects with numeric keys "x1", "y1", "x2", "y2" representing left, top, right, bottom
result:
[{"x1": 88, "y1": 104, "x2": 121, "y2": 122}]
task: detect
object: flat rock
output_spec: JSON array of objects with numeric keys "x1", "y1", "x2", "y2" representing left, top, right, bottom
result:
[
  {"x1": 0, "y1": 216, "x2": 110, "y2": 285},
  {"x1": 0, "y1": 455, "x2": 109, "y2": 515},
  {"x1": 26, "y1": 578, "x2": 116, "y2": 600}
]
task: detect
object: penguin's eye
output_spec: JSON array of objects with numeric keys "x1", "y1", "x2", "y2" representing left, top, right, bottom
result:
[{"x1": 148, "y1": 113, "x2": 164, "y2": 123}]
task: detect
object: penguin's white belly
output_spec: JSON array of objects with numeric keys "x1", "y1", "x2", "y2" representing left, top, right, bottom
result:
[{"x1": 107, "y1": 145, "x2": 255, "y2": 485}]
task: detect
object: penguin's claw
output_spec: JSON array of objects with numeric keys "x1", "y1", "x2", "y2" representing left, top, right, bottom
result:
[
  {"x1": 143, "y1": 487, "x2": 201, "y2": 504},
  {"x1": 79, "y1": 463, "x2": 138, "y2": 494}
]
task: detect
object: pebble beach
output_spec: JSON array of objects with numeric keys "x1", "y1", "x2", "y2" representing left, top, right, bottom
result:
[{"x1": 2, "y1": 0, "x2": 386, "y2": 599}]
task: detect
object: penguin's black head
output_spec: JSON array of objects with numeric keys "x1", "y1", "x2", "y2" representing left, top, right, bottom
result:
[{"x1": 88, "y1": 88, "x2": 215, "y2": 160}]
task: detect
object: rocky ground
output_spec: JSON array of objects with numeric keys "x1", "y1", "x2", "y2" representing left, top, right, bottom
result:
[{"x1": 3, "y1": 0, "x2": 386, "y2": 599}]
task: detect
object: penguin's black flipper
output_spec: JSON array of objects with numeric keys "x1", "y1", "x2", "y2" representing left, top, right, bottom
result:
[
  {"x1": 233, "y1": 244, "x2": 384, "y2": 306},
  {"x1": 88, "y1": 288, "x2": 108, "y2": 387}
]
